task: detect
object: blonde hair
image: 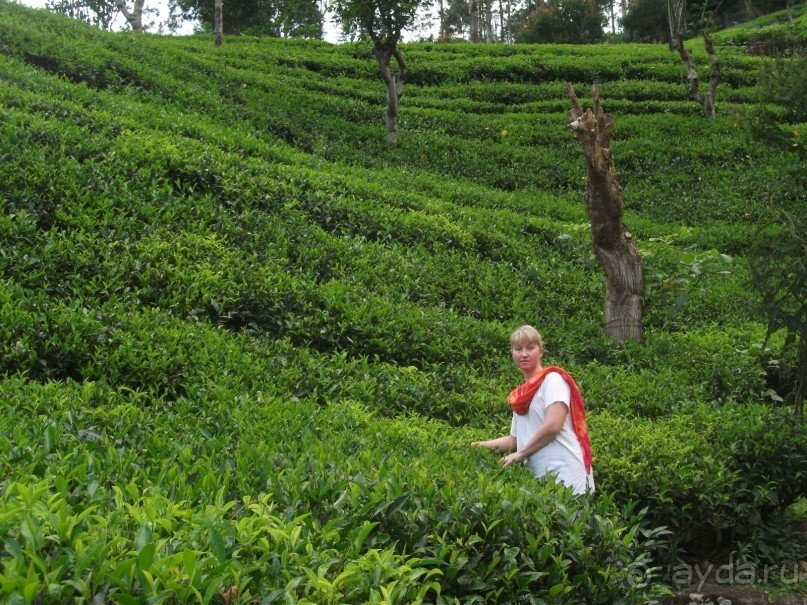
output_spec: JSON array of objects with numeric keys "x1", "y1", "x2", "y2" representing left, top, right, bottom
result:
[{"x1": 510, "y1": 325, "x2": 543, "y2": 349}]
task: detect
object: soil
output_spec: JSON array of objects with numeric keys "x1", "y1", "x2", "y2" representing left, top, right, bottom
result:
[{"x1": 665, "y1": 582, "x2": 806, "y2": 605}]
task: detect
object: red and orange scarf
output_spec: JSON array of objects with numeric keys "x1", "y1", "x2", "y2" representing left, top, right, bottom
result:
[{"x1": 508, "y1": 366, "x2": 592, "y2": 473}]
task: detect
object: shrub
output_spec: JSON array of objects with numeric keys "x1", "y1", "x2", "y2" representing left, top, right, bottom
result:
[
  {"x1": 594, "y1": 403, "x2": 807, "y2": 556},
  {"x1": 1, "y1": 4, "x2": 805, "y2": 599}
]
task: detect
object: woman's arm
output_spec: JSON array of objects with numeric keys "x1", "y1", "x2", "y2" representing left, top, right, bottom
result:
[
  {"x1": 472, "y1": 435, "x2": 516, "y2": 453},
  {"x1": 502, "y1": 402, "x2": 567, "y2": 467}
]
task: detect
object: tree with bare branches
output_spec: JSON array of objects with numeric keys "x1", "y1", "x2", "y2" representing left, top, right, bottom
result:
[
  {"x1": 668, "y1": 0, "x2": 721, "y2": 118},
  {"x1": 332, "y1": 0, "x2": 427, "y2": 148},
  {"x1": 672, "y1": 32, "x2": 721, "y2": 118},
  {"x1": 114, "y1": 0, "x2": 145, "y2": 31},
  {"x1": 566, "y1": 83, "x2": 644, "y2": 343}
]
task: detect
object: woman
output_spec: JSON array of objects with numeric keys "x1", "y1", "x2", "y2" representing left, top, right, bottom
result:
[{"x1": 473, "y1": 325, "x2": 594, "y2": 495}]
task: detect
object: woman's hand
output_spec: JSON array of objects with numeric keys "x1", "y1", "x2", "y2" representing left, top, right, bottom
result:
[{"x1": 502, "y1": 451, "x2": 527, "y2": 467}]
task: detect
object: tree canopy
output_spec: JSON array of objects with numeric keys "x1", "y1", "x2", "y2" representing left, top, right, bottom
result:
[
  {"x1": 516, "y1": 0, "x2": 607, "y2": 43},
  {"x1": 171, "y1": 0, "x2": 324, "y2": 37}
]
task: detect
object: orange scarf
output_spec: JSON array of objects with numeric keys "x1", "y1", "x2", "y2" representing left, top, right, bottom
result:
[{"x1": 508, "y1": 366, "x2": 592, "y2": 473}]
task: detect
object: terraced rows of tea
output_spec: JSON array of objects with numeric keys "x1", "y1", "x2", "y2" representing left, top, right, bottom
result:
[{"x1": 1, "y1": 1, "x2": 806, "y2": 602}]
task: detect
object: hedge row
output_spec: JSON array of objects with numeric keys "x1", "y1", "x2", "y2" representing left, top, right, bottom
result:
[
  {"x1": 2, "y1": 6, "x2": 807, "y2": 603},
  {"x1": 0, "y1": 374, "x2": 670, "y2": 604}
]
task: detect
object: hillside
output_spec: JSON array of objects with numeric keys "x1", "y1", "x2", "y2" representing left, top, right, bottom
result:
[{"x1": 1, "y1": 2, "x2": 806, "y2": 603}]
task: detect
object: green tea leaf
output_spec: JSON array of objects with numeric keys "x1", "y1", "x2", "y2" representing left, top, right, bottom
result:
[{"x1": 137, "y1": 542, "x2": 156, "y2": 571}]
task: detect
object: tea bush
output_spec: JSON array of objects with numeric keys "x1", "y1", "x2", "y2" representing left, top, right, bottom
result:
[
  {"x1": 714, "y1": 3, "x2": 807, "y2": 55},
  {"x1": 2, "y1": 2, "x2": 807, "y2": 601},
  {"x1": 0, "y1": 376, "x2": 670, "y2": 604},
  {"x1": 595, "y1": 402, "x2": 807, "y2": 552}
]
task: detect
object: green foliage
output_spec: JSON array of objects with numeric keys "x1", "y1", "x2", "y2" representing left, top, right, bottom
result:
[
  {"x1": 713, "y1": 2, "x2": 807, "y2": 55},
  {"x1": 749, "y1": 212, "x2": 807, "y2": 416},
  {"x1": 595, "y1": 402, "x2": 807, "y2": 553},
  {"x1": 621, "y1": 0, "x2": 670, "y2": 43},
  {"x1": 759, "y1": 55, "x2": 807, "y2": 119},
  {"x1": 174, "y1": 0, "x2": 325, "y2": 37},
  {"x1": 45, "y1": 0, "x2": 118, "y2": 31},
  {"x1": 515, "y1": 0, "x2": 606, "y2": 44},
  {"x1": 0, "y1": 376, "x2": 669, "y2": 604},
  {"x1": 1, "y1": 2, "x2": 807, "y2": 601},
  {"x1": 330, "y1": 0, "x2": 428, "y2": 43}
]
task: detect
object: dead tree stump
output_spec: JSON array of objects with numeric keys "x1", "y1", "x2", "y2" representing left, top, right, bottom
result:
[{"x1": 566, "y1": 83, "x2": 644, "y2": 343}]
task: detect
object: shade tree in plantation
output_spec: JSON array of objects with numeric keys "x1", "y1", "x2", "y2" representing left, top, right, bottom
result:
[
  {"x1": 751, "y1": 211, "x2": 807, "y2": 420},
  {"x1": 667, "y1": 0, "x2": 721, "y2": 117},
  {"x1": 115, "y1": 0, "x2": 146, "y2": 31},
  {"x1": 46, "y1": 0, "x2": 153, "y2": 31},
  {"x1": 332, "y1": 0, "x2": 428, "y2": 147},
  {"x1": 46, "y1": 0, "x2": 119, "y2": 29},
  {"x1": 652, "y1": 0, "x2": 796, "y2": 115},
  {"x1": 566, "y1": 83, "x2": 644, "y2": 343},
  {"x1": 171, "y1": 0, "x2": 324, "y2": 37},
  {"x1": 214, "y1": 0, "x2": 223, "y2": 43},
  {"x1": 748, "y1": 59, "x2": 807, "y2": 420},
  {"x1": 516, "y1": 0, "x2": 607, "y2": 43}
]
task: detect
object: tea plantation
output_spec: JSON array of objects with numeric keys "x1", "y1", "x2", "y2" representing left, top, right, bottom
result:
[{"x1": 1, "y1": 2, "x2": 806, "y2": 603}]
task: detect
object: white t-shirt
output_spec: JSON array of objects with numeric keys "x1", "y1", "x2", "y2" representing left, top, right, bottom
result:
[{"x1": 510, "y1": 371, "x2": 594, "y2": 495}]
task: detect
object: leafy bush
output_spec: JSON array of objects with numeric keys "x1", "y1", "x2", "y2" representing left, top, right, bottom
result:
[
  {"x1": 749, "y1": 212, "x2": 807, "y2": 417},
  {"x1": 0, "y1": 376, "x2": 670, "y2": 604},
  {"x1": 714, "y1": 3, "x2": 807, "y2": 55},
  {"x1": 2, "y1": 3, "x2": 807, "y2": 601},
  {"x1": 594, "y1": 403, "x2": 807, "y2": 555}
]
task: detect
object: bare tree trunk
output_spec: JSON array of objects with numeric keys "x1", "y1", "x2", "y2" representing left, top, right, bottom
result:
[
  {"x1": 566, "y1": 83, "x2": 644, "y2": 343},
  {"x1": 115, "y1": 0, "x2": 145, "y2": 32},
  {"x1": 673, "y1": 32, "x2": 720, "y2": 118},
  {"x1": 374, "y1": 44, "x2": 405, "y2": 148},
  {"x1": 498, "y1": 0, "x2": 504, "y2": 41},
  {"x1": 667, "y1": 0, "x2": 685, "y2": 50},
  {"x1": 609, "y1": 0, "x2": 615, "y2": 34},
  {"x1": 485, "y1": 1, "x2": 493, "y2": 42},
  {"x1": 469, "y1": 0, "x2": 479, "y2": 42},
  {"x1": 214, "y1": 0, "x2": 223, "y2": 45},
  {"x1": 505, "y1": 0, "x2": 513, "y2": 42}
]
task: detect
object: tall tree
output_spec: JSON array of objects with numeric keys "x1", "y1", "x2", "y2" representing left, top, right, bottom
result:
[
  {"x1": 516, "y1": 0, "x2": 606, "y2": 43},
  {"x1": 172, "y1": 0, "x2": 323, "y2": 37},
  {"x1": 469, "y1": 0, "x2": 480, "y2": 40},
  {"x1": 668, "y1": 0, "x2": 720, "y2": 118},
  {"x1": 566, "y1": 83, "x2": 644, "y2": 343},
  {"x1": 115, "y1": 0, "x2": 146, "y2": 31},
  {"x1": 666, "y1": 0, "x2": 684, "y2": 46},
  {"x1": 214, "y1": 0, "x2": 223, "y2": 44},
  {"x1": 46, "y1": 0, "x2": 119, "y2": 29},
  {"x1": 332, "y1": 0, "x2": 428, "y2": 148},
  {"x1": 621, "y1": 0, "x2": 669, "y2": 43},
  {"x1": 431, "y1": 0, "x2": 519, "y2": 42}
]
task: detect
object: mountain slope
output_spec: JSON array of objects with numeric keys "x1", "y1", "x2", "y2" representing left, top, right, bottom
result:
[{"x1": 1, "y1": 3, "x2": 805, "y2": 602}]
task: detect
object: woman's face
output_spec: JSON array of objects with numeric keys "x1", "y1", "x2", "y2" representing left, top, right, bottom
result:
[{"x1": 511, "y1": 341, "x2": 543, "y2": 378}]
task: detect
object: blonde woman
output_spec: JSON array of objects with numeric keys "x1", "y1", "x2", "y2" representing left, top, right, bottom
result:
[{"x1": 474, "y1": 325, "x2": 594, "y2": 495}]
